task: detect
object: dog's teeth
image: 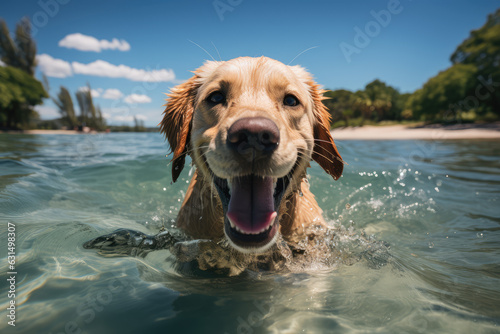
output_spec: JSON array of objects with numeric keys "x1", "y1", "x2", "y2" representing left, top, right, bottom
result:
[{"x1": 228, "y1": 215, "x2": 276, "y2": 234}]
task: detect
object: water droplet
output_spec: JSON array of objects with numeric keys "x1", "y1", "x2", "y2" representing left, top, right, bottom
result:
[
  {"x1": 476, "y1": 232, "x2": 484, "y2": 238},
  {"x1": 428, "y1": 242, "x2": 434, "y2": 248},
  {"x1": 345, "y1": 203, "x2": 351, "y2": 209},
  {"x1": 163, "y1": 187, "x2": 166, "y2": 191}
]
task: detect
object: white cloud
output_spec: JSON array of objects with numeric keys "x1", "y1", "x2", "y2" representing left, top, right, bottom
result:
[
  {"x1": 37, "y1": 54, "x2": 176, "y2": 82},
  {"x1": 37, "y1": 54, "x2": 72, "y2": 78},
  {"x1": 113, "y1": 115, "x2": 135, "y2": 122},
  {"x1": 72, "y1": 59, "x2": 175, "y2": 82},
  {"x1": 111, "y1": 114, "x2": 148, "y2": 123},
  {"x1": 78, "y1": 86, "x2": 101, "y2": 98},
  {"x1": 102, "y1": 107, "x2": 159, "y2": 126},
  {"x1": 58, "y1": 33, "x2": 130, "y2": 52},
  {"x1": 124, "y1": 94, "x2": 152, "y2": 104},
  {"x1": 77, "y1": 87, "x2": 123, "y2": 100},
  {"x1": 102, "y1": 88, "x2": 123, "y2": 100}
]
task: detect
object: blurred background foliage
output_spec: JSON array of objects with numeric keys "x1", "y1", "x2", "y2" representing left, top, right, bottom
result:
[
  {"x1": 324, "y1": 8, "x2": 499, "y2": 127},
  {"x1": 0, "y1": 18, "x2": 107, "y2": 130}
]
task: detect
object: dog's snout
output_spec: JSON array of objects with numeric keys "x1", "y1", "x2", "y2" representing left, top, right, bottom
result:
[{"x1": 227, "y1": 117, "x2": 279, "y2": 155}]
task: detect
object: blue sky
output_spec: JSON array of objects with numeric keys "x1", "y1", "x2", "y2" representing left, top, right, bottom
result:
[{"x1": 2, "y1": 0, "x2": 499, "y2": 126}]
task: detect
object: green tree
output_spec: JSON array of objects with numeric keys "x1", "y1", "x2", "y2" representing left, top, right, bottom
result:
[
  {"x1": 323, "y1": 80, "x2": 407, "y2": 127},
  {"x1": 363, "y1": 79, "x2": 401, "y2": 121},
  {"x1": 52, "y1": 86, "x2": 78, "y2": 128},
  {"x1": 450, "y1": 8, "x2": 500, "y2": 118},
  {"x1": 323, "y1": 89, "x2": 357, "y2": 126},
  {"x1": 75, "y1": 85, "x2": 106, "y2": 130},
  {"x1": 408, "y1": 64, "x2": 477, "y2": 122},
  {"x1": 95, "y1": 105, "x2": 106, "y2": 130},
  {"x1": 352, "y1": 90, "x2": 373, "y2": 125},
  {"x1": 0, "y1": 66, "x2": 47, "y2": 129},
  {"x1": 76, "y1": 86, "x2": 96, "y2": 126},
  {"x1": 409, "y1": 8, "x2": 500, "y2": 123},
  {"x1": 0, "y1": 17, "x2": 37, "y2": 76}
]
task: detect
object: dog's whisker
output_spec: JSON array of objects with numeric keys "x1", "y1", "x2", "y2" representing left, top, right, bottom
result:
[
  {"x1": 297, "y1": 143, "x2": 347, "y2": 166},
  {"x1": 288, "y1": 46, "x2": 319, "y2": 65},
  {"x1": 211, "y1": 41, "x2": 222, "y2": 61},
  {"x1": 188, "y1": 39, "x2": 216, "y2": 61},
  {"x1": 302, "y1": 138, "x2": 343, "y2": 145}
]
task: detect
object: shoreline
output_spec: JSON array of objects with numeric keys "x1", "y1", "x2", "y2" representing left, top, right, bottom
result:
[
  {"x1": 2, "y1": 123, "x2": 500, "y2": 140},
  {"x1": 331, "y1": 123, "x2": 500, "y2": 140}
]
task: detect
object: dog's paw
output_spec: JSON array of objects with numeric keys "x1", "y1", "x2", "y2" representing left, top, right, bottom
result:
[{"x1": 83, "y1": 228, "x2": 177, "y2": 257}]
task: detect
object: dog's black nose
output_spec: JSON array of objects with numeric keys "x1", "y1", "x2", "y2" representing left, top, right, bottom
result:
[{"x1": 227, "y1": 117, "x2": 279, "y2": 155}]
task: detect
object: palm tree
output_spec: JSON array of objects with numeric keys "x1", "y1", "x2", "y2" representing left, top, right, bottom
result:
[
  {"x1": 52, "y1": 86, "x2": 78, "y2": 128},
  {"x1": 75, "y1": 84, "x2": 106, "y2": 130},
  {"x1": 0, "y1": 17, "x2": 37, "y2": 76}
]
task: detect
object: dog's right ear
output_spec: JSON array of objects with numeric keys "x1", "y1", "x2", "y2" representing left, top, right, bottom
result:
[{"x1": 159, "y1": 75, "x2": 199, "y2": 183}]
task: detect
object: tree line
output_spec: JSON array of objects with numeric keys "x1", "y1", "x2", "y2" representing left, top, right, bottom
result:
[
  {"x1": 51, "y1": 84, "x2": 106, "y2": 131},
  {"x1": 0, "y1": 18, "x2": 46, "y2": 129},
  {"x1": 323, "y1": 8, "x2": 500, "y2": 127},
  {"x1": 0, "y1": 18, "x2": 106, "y2": 131}
]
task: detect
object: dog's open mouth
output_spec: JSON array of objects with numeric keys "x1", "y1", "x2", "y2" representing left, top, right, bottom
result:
[{"x1": 213, "y1": 169, "x2": 293, "y2": 253}]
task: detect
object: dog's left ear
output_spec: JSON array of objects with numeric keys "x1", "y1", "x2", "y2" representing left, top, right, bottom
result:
[
  {"x1": 308, "y1": 81, "x2": 344, "y2": 180},
  {"x1": 159, "y1": 76, "x2": 199, "y2": 182}
]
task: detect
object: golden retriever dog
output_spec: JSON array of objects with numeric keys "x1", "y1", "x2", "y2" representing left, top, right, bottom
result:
[{"x1": 159, "y1": 56, "x2": 344, "y2": 254}]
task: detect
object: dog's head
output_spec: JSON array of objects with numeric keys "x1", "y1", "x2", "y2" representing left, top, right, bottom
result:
[{"x1": 160, "y1": 57, "x2": 343, "y2": 253}]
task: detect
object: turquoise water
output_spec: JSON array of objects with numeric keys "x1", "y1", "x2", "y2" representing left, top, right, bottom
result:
[{"x1": 1, "y1": 132, "x2": 499, "y2": 333}]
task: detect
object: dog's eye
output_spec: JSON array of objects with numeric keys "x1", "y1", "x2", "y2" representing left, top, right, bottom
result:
[
  {"x1": 283, "y1": 94, "x2": 299, "y2": 107},
  {"x1": 207, "y1": 91, "x2": 225, "y2": 104}
]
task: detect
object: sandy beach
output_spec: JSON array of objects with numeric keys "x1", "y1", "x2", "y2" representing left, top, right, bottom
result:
[
  {"x1": 3, "y1": 123, "x2": 500, "y2": 140},
  {"x1": 22, "y1": 129, "x2": 80, "y2": 135},
  {"x1": 331, "y1": 123, "x2": 500, "y2": 140}
]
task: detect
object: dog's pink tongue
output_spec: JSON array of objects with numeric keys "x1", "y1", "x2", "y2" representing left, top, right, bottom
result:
[{"x1": 227, "y1": 175, "x2": 277, "y2": 233}]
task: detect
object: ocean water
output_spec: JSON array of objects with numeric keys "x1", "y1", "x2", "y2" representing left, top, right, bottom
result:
[{"x1": 0, "y1": 132, "x2": 499, "y2": 334}]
